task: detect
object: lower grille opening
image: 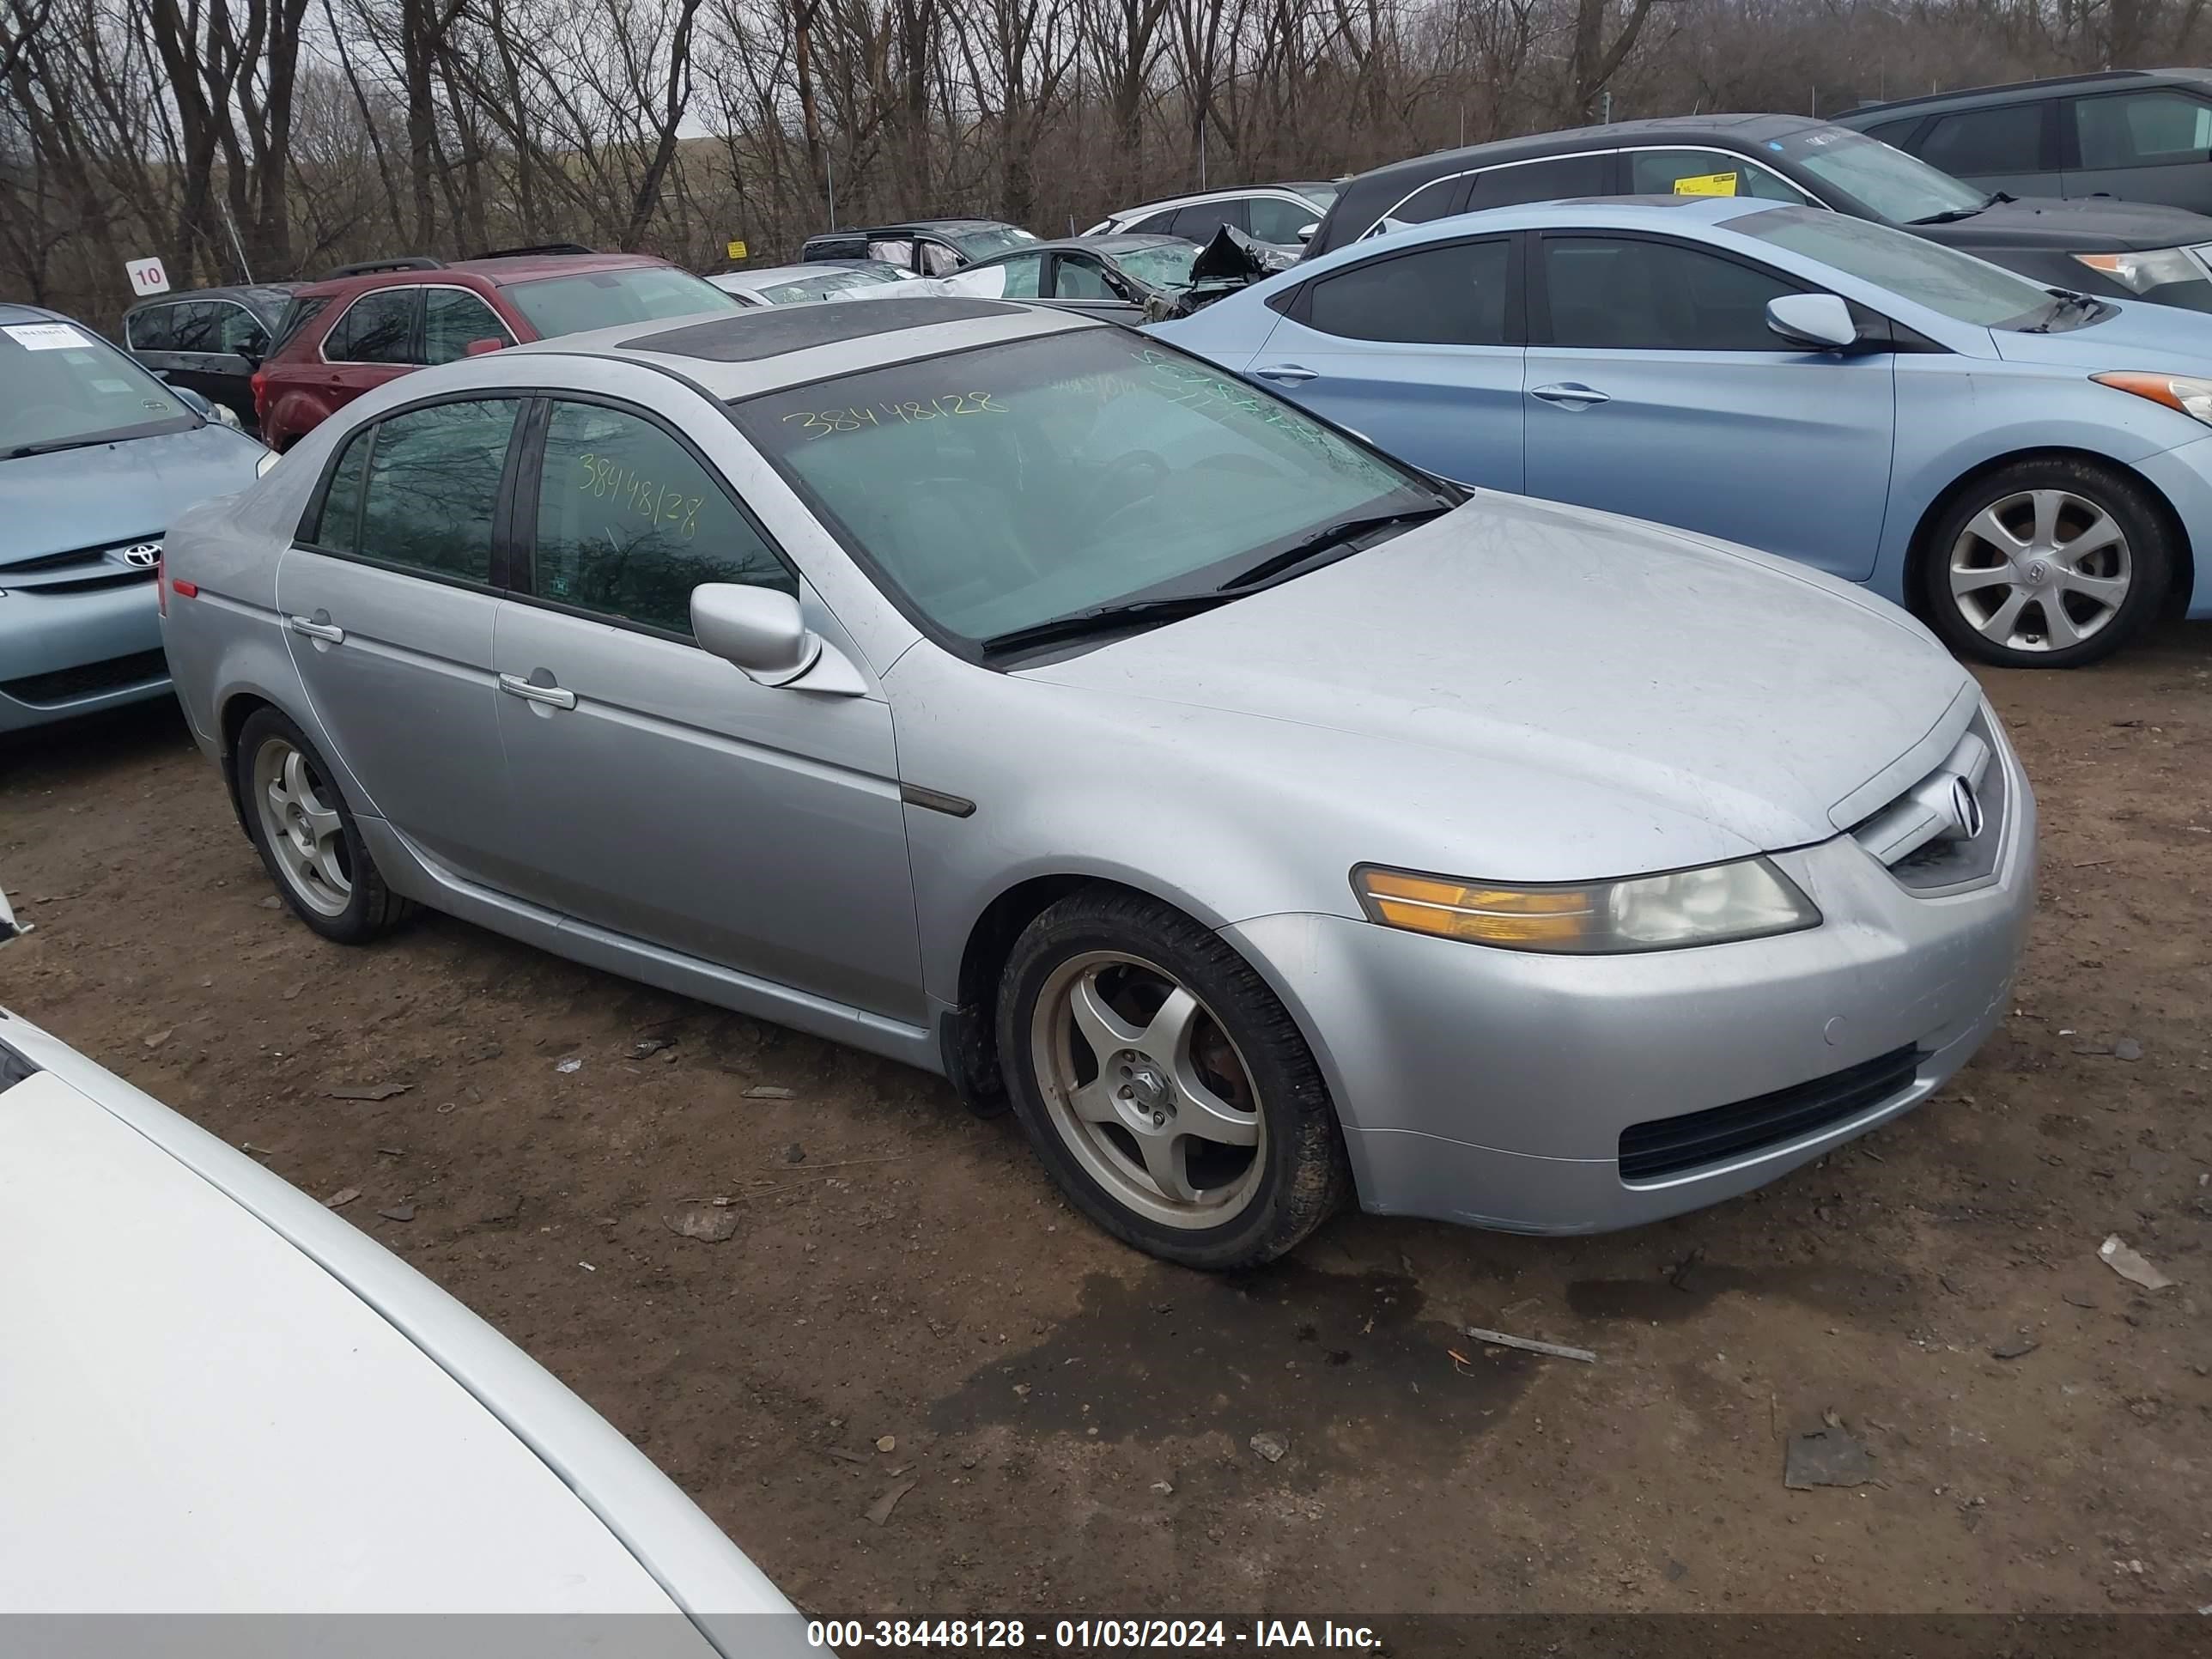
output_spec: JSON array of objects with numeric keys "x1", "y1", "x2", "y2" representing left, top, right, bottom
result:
[
  {"x1": 2, "y1": 648, "x2": 169, "y2": 707},
  {"x1": 1619, "y1": 1045, "x2": 1922, "y2": 1183}
]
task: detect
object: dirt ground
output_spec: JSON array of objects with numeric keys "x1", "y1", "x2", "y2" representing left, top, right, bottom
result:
[{"x1": 3, "y1": 620, "x2": 2208, "y2": 1624}]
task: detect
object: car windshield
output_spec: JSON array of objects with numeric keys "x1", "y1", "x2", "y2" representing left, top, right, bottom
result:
[
  {"x1": 1287, "y1": 181, "x2": 1341, "y2": 209},
  {"x1": 1732, "y1": 207, "x2": 2063, "y2": 329},
  {"x1": 503, "y1": 266, "x2": 738, "y2": 337},
  {"x1": 1114, "y1": 242, "x2": 1202, "y2": 291},
  {"x1": 0, "y1": 319, "x2": 195, "y2": 458},
  {"x1": 949, "y1": 225, "x2": 1040, "y2": 260},
  {"x1": 1775, "y1": 126, "x2": 1989, "y2": 224},
  {"x1": 733, "y1": 328, "x2": 1440, "y2": 647},
  {"x1": 759, "y1": 269, "x2": 903, "y2": 304}
]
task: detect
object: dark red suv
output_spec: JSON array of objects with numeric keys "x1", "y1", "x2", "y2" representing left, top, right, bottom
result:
[{"x1": 253, "y1": 248, "x2": 739, "y2": 450}]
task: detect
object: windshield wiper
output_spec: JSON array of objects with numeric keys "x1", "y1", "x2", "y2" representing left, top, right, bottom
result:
[
  {"x1": 979, "y1": 592, "x2": 1238, "y2": 656},
  {"x1": 1905, "y1": 202, "x2": 1990, "y2": 226},
  {"x1": 2021, "y1": 289, "x2": 2103, "y2": 332},
  {"x1": 1217, "y1": 507, "x2": 1449, "y2": 592},
  {"x1": 3, "y1": 434, "x2": 117, "y2": 461}
]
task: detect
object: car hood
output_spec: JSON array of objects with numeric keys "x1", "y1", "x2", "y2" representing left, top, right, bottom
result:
[
  {"x1": 1024, "y1": 494, "x2": 1972, "y2": 862},
  {"x1": 0, "y1": 1056, "x2": 718, "y2": 1620},
  {"x1": 1990, "y1": 293, "x2": 2212, "y2": 373},
  {"x1": 1923, "y1": 194, "x2": 2212, "y2": 252},
  {"x1": 0, "y1": 421, "x2": 264, "y2": 569}
]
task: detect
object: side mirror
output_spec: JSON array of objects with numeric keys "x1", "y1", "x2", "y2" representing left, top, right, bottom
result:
[
  {"x1": 464, "y1": 337, "x2": 507, "y2": 357},
  {"x1": 170, "y1": 384, "x2": 213, "y2": 416},
  {"x1": 692, "y1": 584, "x2": 822, "y2": 686},
  {"x1": 1766, "y1": 293, "x2": 1859, "y2": 351},
  {"x1": 1297, "y1": 222, "x2": 1319, "y2": 243}
]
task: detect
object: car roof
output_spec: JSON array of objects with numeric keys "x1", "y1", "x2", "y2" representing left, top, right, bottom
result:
[
  {"x1": 1842, "y1": 68, "x2": 2195, "y2": 117},
  {"x1": 815, "y1": 219, "x2": 1017, "y2": 238},
  {"x1": 1111, "y1": 183, "x2": 1330, "y2": 216},
  {"x1": 0, "y1": 301, "x2": 66, "y2": 327},
  {"x1": 507, "y1": 295, "x2": 1093, "y2": 399},
  {"x1": 125, "y1": 283, "x2": 299, "y2": 313},
  {"x1": 989, "y1": 234, "x2": 1189, "y2": 258},
  {"x1": 292, "y1": 251, "x2": 667, "y2": 299}
]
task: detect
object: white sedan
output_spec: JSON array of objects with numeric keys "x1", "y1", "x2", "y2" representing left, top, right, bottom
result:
[{"x1": 0, "y1": 1000, "x2": 807, "y2": 1652}]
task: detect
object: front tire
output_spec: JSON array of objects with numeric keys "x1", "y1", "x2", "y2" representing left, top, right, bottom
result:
[
  {"x1": 996, "y1": 889, "x2": 1351, "y2": 1269},
  {"x1": 1919, "y1": 458, "x2": 2171, "y2": 668},
  {"x1": 236, "y1": 708, "x2": 410, "y2": 944}
]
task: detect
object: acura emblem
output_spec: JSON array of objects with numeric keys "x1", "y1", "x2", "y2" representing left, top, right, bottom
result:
[
  {"x1": 1949, "y1": 776, "x2": 1984, "y2": 841},
  {"x1": 118, "y1": 543, "x2": 161, "y2": 568}
]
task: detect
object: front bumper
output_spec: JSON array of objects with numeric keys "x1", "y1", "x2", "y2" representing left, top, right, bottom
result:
[
  {"x1": 0, "y1": 580, "x2": 169, "y2": 734},
  {"x1": 1225, "y1": 726, "x2": 2037, "y2": 1235}
]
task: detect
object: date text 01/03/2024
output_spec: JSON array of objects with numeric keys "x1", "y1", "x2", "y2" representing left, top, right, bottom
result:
[{"x1": 803, "y1": 1619, "x2": 1382, "y2": 1650}]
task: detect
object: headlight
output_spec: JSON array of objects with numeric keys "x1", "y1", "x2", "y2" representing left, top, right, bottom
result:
[
  {"x1": 2071, "y1": 246, "x2": 2206, "y2": 293},
  {"x1": 1352, "y1": 858, "x2": 1821, "y2": 954},
  {"x1": 2090, "y1": 370, "x2": 2212, "y2": 426}
]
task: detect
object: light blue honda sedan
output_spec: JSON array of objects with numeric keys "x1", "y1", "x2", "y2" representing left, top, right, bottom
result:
[{"x1": 1154, "y1": 195, "x2": 2212, "y2": 668}]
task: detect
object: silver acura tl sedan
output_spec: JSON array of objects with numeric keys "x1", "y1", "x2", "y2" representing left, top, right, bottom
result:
[{"x1": 160, "y1": 298, "x2": 2036, "y2": 1270}]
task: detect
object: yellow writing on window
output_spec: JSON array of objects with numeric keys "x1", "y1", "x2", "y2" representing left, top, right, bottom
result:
[
  {"x1": 1673, "y1": 171, "x2": 1739, "y2": 197},
  {"x1": 780, "y1": 392, "x2": 1009, "y2": 439}
]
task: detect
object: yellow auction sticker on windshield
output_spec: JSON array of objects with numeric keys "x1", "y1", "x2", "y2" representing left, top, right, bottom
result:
[{"x1": 1673, "y1": 172, "x2": 1739, "y2": 197}]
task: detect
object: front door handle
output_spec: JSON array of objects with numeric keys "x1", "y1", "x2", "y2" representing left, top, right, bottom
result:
[
  {"x1": 288, "y1": 613, "x2": 343, "y2": 643},
  {"x1": 499, "y1": 672, "x2": 577, "y2": 711},
  {"x1": 1529, "y1": 381, "x2": 1611, "y2": 409},
  {"x1": 1253, "y1": 362, "x2": 1319, "y2": 386}
]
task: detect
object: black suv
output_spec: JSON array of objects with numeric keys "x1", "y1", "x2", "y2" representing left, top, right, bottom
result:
[
  {"x1": 1304, "y1": 112, "x2": 2212, "y2": 310},
  {"x1": 121, "y1": 283, "x2": 298, "y2": 430},
  {"x1": 1838, "y1": 70, "x2": 2212, "y2": 217}
]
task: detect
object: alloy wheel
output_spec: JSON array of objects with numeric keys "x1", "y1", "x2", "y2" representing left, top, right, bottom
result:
[
  {"x1": 1947, "y1": 487, "x2": 2132, "y2": 654},
  {"x1": 252, "y1": 735, "x2": 354, "y2": 918},
  {"x1": 1029, "y1": 950, "x2": 1267, "y2": 1231}
]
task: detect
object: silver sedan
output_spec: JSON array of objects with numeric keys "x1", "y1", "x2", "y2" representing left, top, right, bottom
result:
[{"x1": 161, "y1": 297, "x2": 2035, "y2": 1269}]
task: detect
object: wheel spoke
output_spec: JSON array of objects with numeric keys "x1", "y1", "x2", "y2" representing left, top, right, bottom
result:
[
  {"x1": 1137, "y1": 986, "x2": 1202, "y2": 1067},
  {"x1": 282, "y1": 748, "x2": 312, "y2": 805},
  {"x1": 2039, "y1": 599, "x2": 2083, "y2": 650},
  {"x1": 1068, "y1": 973, "x2": 1145, "y2": 1059},
  {"x1": 1066, "y1": 1079, "x2": 1120, "y2": 1125},
  {"x1": 2029, "y1": 489, "x2": 2063, "y2": 550},
  {"x1": 264, "y1": 779, "x2": 293, "y2": 821},
  {"x1": 1171, "y1": 1071, "x2": 1260, "y2": 1147},
  {"x1": 2057, "y1": 508, "x2": 2122, "y2": 560},
  {"x1": 1963, "y1": 503, "x2": 2027, "y2": 554},
  {"x1": 1978, "y1": 588, "x2": 2029, "y2": 643},
  {"x1": 1948, "y1": 562, "x2": 2014, "y2": 596},
  {"x1": 2059, "y1": 567, "x2": 2128, "y2": 605},
  {"x1": 1137, "y1": 1128, "x2": 1200, "y2": 1204}
]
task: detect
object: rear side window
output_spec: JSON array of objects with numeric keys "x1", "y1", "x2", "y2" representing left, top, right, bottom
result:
[
  {"x1": 1920, "y1": 104, "x2": 2047, "y2": 174},
  {"x1": 531, "y1": 399, "x2": 794, "y2": 635},
  {"x1": 1541, "y1": 236, "x2": 1796, "y2": 350},
  {"x1": 355, "y1": 399, "x2": 518, "y2": 583},
  {"x1": 1127, "y1": 209, "x2": 1181, "y2": 235},
  {"x1": 1377, "y1": 176, "x2": 1468, "y2": 231},
  {"x1": 422, "y1": 289, "x2": 510, "y2": 365},
  {"x1": 125, "y1": 304, "x2": 181, "y2": 351},
  {"x1": 1465, "y1": 155, "x2": 1610, "y2": 210},
  {"x1": 2073, "y1": 88, "x2": 2212, "y2": 168},
  {"x1": 1304, "y1": 240, "x2": 1513, "y2": 346},
  {"x1": 1170, "y1": 201, "x2": 1244, "y2": 242},
  {"x1": 325, "y1": 289, "x2": 416, "y2": 364},
  {"x1": 304, "y1": 428, "x2": 372, "y2": 550}
]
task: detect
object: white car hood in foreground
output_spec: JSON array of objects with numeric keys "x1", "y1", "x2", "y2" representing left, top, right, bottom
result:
[
  {"x1": 1031, "y1": 491, "x2": 1973, "y2": 857},
  {"x1": 0, "y1": 1011, "x2": 799, "y2": 1644}
]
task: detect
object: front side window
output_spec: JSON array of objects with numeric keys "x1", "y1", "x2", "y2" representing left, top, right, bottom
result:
[
  {"x1": 947, "y1": 253, "x2": 1044, "y2": 299},
  {"x1": 1128, "y1": 209, "x2": 1181, "y2": 235},
  {"x1": 1465, "y1": 155, "x2": 1610, "y2": 210},
  {"x1": 1052, "y1": 257, "x2": 1120, "y2": 301},
  {"x1": 1542, "y1": 236, "x2": 1796, "y2": 350},
  {"x1": 325, "y1": 289, "x2": 418, "y2": 365},
  {"x1": 533, "y1": 400, "x2": 794, "y2": 634},
  {"x1": 1920, "y1": 105, "x2": 2047, "y2": 175},
  {"x1": 1628, "y1": 149, "x2": 1811, "y2": 202},
  {"x1": 2074, "y1": 89, "x2": 2212, "y2": 169},
  {"x1": 212, "y1": 302, "x2": 270, "y2": 357},
  {"x1": 1304, "y1": 240, "x2": 1512, "y2": 346},
  {"x1": 1774, "y1": 125, "x2": 1986, "y2": 222},
  {"x1": 271, "y1": 295, "x2": 331, "y2": 353},
  {"x1": 354, "y1": 399, "x2": 517, "y2": 582},
  {"x1": 1170, "y1": 202, "x2": 1243, "y2": 242},
  {"x1": 422, "y1": 289, "x2": 511, "y2": 365},
  {"x1": 732, "y1": 329, "x2": 1437, "y2": 646},
  {"x1": 1248, "y1": 196, "x2": 1316, "y2": 243},
  {"x1": 1729, "y1": 205, "x2": 2061, "y2": 329},
  {"x1": 501, "y1": 266, "x2": 737, "y2": 339}
]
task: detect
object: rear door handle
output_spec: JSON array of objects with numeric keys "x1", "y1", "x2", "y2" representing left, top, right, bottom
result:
[
  {"x1": 1529, "y1": 381, "x2": 1610, "y2": 408},
  {"x1": 288, "y1": 614, "x2": 343, "y2": 642},
  {"x1": 500, "y1": 672, "x2": 577, "y2": 711},
  {"x1": 1253, "y1": 362, "x2": 1318, "y2": 386}
]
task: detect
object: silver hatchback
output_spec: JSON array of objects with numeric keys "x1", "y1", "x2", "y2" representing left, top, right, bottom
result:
[{"x1": 161, "y1": 299, "x2": 2035, "y2": 1269}]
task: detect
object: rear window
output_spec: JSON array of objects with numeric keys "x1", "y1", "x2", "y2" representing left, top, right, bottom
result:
[{"x1": 502, "y1": 266, "x2": 738, "y2": 338}]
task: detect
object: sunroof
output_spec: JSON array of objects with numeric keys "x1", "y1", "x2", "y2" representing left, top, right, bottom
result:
[{"x1": 623, "y1": 297, "x2": 1024, "y2": 362}]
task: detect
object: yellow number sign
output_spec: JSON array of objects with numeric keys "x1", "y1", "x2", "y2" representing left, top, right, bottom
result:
[
  {"x1": 1673, "y1": 172, "x2": 1739, "y2": 198},
  {"x1": 726, "y1": 239, "x2": 749, "y2": 260}
]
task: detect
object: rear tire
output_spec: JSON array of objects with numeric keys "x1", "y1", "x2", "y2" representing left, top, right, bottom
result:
[
  {"x1": 996, "y1": 888, "x2": 1350, "y2": 1269},
  {"x1": 1918, "y1": 458, "x2": 2171, "y2": 668},
  {"x1": 235, "y1": 708, "x2": 410, "y2": 944}
]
